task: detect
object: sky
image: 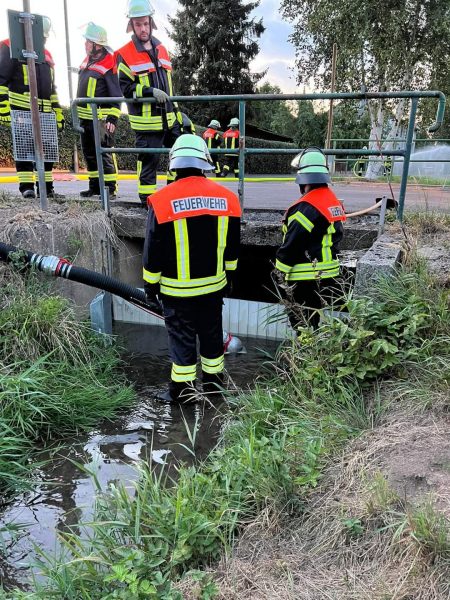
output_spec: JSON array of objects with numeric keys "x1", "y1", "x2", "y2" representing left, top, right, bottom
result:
[{"x1": 0, "y1": 0, "x2": 299, "y2": 105}]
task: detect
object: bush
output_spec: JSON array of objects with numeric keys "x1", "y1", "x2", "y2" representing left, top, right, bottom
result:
[{"x1": 0, "y1": 108, "x2": 296, "y2": 174}]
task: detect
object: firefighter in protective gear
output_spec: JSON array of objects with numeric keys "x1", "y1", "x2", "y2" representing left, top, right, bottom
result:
[
  {"x1": 77, "y1": 23, "x2": 122, "y2": 199},
  {"x1": 275, "y1": 147, "x2": 346, "y2": 330},
  {"x1": 221, "y1": 117, "x2": 239, "y2": 178},
  {"x1": 0, "y1": 16, "x2": 65, "y2": 199},
  {"x1": 143, "y1": 134, "x2": 241, "y2": 401},
  {"x1": 180, "y1": 112, "x2": 195, "y2": 134},
  {"x1": 203, "y1": 119, "x2": 222, "y2": 177},
  {"x1": 116, "y1": 0, "x2": 181, "y2": 206}
]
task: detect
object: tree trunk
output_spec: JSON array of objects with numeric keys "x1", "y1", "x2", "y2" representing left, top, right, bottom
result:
[{"x1": 365, "y1": 100, "x2": 385, "y2": 180}]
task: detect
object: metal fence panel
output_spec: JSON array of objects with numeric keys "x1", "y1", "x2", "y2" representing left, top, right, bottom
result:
[{"x1": 11, "y1": 110, "x2": 59, "y2": 162}]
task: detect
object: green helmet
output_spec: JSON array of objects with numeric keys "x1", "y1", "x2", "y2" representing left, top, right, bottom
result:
[
  {"x1": 292, "y1": 147, "x2": 331, "y2": 185},
  {"x1": 126, "y1": 0, "x2": 155, "y2": 18},
  {"x1": 228, "y1": 118, "x2": 239, "y2": 127},
  {"x1": 169, "y1": 134, "x2": 214, "y2": 171},
  {"x1": 208, "y1": 119, "x2": 221, "y2": 129},
  {"x1": 42, "y1": 16, "x2": 51, "y2": 39},
  {"x1": 83, "y1": 22, "x2": 110, "y2": 47}
]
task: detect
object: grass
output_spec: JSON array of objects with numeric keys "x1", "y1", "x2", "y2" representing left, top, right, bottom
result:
[
  {"x1": 2, "y1": 255, "x2": 448, "y2": 599},
  {"x1": 0, "y1": 265, "x2": 136, "y2": 496}
]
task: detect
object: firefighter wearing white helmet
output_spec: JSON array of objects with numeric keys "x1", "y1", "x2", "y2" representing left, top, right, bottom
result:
[
  {"x1": 0, "y1": 16, "x2": 65, "y2": 199},
  {"x1": 143, "y1": 134, "x2": 242, "y2": 402},
  {"x1": 275, "y1": 147, "x2": 346, "y2": 330},
  {"x1": 202, "y1": 119, "x2": 223, "y2": 177},
  {"x1": 116, "y1": 0, "x2": 182, "y2": 206},
  {"x1": 77, "y1": 23, "x2": 122, "y2": 199},
  {"x1": 221, "y1": 118, "x2": 240, "y2": 177}
]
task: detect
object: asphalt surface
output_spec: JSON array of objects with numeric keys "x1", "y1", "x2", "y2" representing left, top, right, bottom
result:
[{"x1": 1, "y1": 173, "x2": 449, "y2": 213}]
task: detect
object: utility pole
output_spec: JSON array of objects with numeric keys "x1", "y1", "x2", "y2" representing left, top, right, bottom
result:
[
  {"x1": 63, "y1": 0, "x2": 79, "y2": 173},
  {"x1": 22, "y1": 0, "x2": 47, "y2": 209},
  {"x1": 325, "y1": 43, "x2": 337, "y2": 150}
]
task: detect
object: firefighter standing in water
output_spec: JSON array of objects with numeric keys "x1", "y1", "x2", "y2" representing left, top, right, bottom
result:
[
  {"x1": 203, "y1": 119, "x2": 222, "y2": 177},
  {"x1": 115, "y1": 0, "x2": 181, "y2": 206},
  {"x1": 77, "y1": 22, "x2": 121, "y2": 199},
  {"x1": 221, "y1": 117, "x2": 240, "y2": 177},
  {"x1": 0, "y1": 16, "x2": 65, "y2": 199},
  {"x1": 275, "y1": 147, "x2": 346, "y2": 330},
  {"x1": 143, "y1": 134, "x2": 241, "y2": 402}
]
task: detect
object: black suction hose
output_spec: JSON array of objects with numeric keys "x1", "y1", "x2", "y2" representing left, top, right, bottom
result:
[{"x1": 0, "y1": 241, "x2": 162, "y2": 317}]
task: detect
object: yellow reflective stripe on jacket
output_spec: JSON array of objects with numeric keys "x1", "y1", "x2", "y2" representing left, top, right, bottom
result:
[
  {"x1": 128, "y1": 111, "x2": 177, "y2": 131},
  {"x1": 276, "y1": 258, "x2": 340, "y2": 281},
  {"x1": 321, "y1": 223, "x2": 334, "y2": 262},
  {"x1": 200, "y1": 354, "x2": 224, "y2": 374},
  {"x1": 216, "y1": 216, "x2": 229, "y2": 276},
  {"x1": 174, "y1": 219, "x2": 190, "y2": 280},
  {"x1": 225, "y1": 259, "x2": 238, "y2": 271},
  {"x1": 143, "y1": 268, "x2": 161, "y2": 284},
  {"x1": 22, "y1": 65, "x2": 28, "y2": 86},
  {"x1": 118, "y1": 62, "x2": 133, "y2": 80},
  {"x1": 0, "y1": 85, "x2": 8, "y2": 95},
  {"x1": 287, "y1": 211, "x2": 314, "y2": 232},
  {"x1": 160, "y1": 273, "x2": 227, "y2": 297},
  {"x1": 9, "y1": 92, "x2": 52, "y2": 112}
]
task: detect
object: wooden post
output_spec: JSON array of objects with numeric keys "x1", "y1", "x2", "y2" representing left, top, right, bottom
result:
[
  {"x1": 63, "y1": 0, "x2": 79, "y2": 173},
  {"x1": 325, "y1": 43, "x2": 337, "y2": 150},
  {"x1": 22, "y1": 0, "x2": 47, "y2": 209}
]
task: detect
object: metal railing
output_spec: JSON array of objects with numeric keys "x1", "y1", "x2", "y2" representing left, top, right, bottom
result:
[{"x1": 71, "y1": 90, "x2": 446, "y2": 222}]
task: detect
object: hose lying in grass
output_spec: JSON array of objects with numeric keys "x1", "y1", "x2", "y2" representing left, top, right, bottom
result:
[{"x1": 0, "y1": 241, "x2": 245, "y2": 354}]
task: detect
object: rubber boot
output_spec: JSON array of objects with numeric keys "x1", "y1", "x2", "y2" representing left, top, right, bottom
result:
[
  {"x1": 202, "y1": 372, "x2": 224, "y2": 398},
  {"x1": 157, "y1": 381, "x2": 197, "y2": 403}
]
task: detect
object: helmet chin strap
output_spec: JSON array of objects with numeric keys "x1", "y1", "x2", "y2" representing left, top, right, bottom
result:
[{"x1": 88, "y1": 43, "x2": 105, "y2": 58}]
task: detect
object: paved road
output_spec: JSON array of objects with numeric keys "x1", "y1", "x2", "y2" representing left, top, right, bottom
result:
[{"x1": 1, "y1": 173, "x2": 449, "y2": 213}]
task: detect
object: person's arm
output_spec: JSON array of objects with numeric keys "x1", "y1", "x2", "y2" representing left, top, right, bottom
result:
[
  {"x1": 224, "y1": 215, "x2": 240, "y2": 273},
  {"x1": 275, "y1": 207, "x2": 316, "y2": 274},
  {"x1": 103, "y1": 70, "x2": 122, "y2": 131},
  {"x1": 0, "y1": 44, "x2": 13, "y2": 124},
  {"x1": 50, "y1": 69, "x2": 64, "y2": 131},
  {"x1": 143, "y1": 207, "x2": 162, "y2": 299}
]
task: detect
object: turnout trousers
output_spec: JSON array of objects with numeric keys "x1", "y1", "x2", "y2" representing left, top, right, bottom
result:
[
  {"x1": 80, "y1": 120, "x2": 117, "y2": 194},
  {"x1": 16, "y1": 161, "x2": 54, "y2": 194},
  {"x1": 162, "y1": 294, "x2": 225, "y2": 397},
  {"x1": 288, "y1": 277, "x2": 344, "y2": 330},
  {"x1": 135, "y1": 124, "x2": 181, "y2": 205}
]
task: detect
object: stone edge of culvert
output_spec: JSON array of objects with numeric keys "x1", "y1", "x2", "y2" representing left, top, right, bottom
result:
[{"x1": 354, "y1": 233, "x2": 405, "y2": 295}]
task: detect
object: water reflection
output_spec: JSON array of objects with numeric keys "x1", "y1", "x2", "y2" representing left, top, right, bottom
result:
[{"x1": 0, "y1": 324, "x2": 278, "y2": 588}]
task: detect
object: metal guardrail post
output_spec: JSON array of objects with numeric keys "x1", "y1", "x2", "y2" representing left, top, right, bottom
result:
[
  {"x1": 238, "y1": 101, "x2": 246, "y2": 208},
  {"x1": 398, "y1": 98, "x2": 418, "y2": 222}
]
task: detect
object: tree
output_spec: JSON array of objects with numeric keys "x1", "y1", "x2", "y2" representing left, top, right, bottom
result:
[
  {"x1": 169, "y1": 0, "x2": 265, "y2": 127},
  {"x1": 251, "y1": 82, "x2": 296, "y2": 135},
  {"x1": 293, "y1": 100, "x2": 327, "y2": 147},
  {"x1": 280, "y1": 0, "x2": 450, "y2": 178}
]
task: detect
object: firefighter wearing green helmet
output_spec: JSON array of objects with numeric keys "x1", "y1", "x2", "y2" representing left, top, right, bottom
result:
[
  {"x1": 203, "y1": 119, "x2": 223, "y2": 176},
  {"x1": 0, "y1": 16, "x2": 65, "y2": 199},
  {"x1": 221, "y1": 117, "x2": 240, "y2": 178},
  {"x1": 77, "y1": 23, "x2": 122, "y2": 199},
  {"x1": 275, "y1": 147, "x2": 346, "y2": 330},
  {"x1": 143, "y1": 134, "x2": 241, "y2": 402},
  {"x1": 116, "y1": 0, "x2": 181, "y2": 206}
]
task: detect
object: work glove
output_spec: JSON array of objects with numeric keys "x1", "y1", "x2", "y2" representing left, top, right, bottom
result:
[
  {"x1": 144, "y1": 283, "x2": 163, "y2": 316},
  {"x1": 152, "y1": 88, "x2": 170, "y2": 104}
]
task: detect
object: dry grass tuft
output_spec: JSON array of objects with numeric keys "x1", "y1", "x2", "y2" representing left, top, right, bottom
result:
[{"x1": 206, "y1": 415, "x2": 450, "y2": 600}]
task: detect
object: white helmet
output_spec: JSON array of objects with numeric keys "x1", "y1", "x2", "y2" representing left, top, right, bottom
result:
[
  {"x1": 169, "y1": 134, "x2": 214, "y2": 172},
  {"x1": 208, "y1": 119, "x2": 221, "y2": 129},
  {"x1": 126, "y1": 0, "x2": 157, "y2": 32},
  {"x1": 42, "y1": 16, "x2": 51, "y2": 39},
  {"x1": 228, "y1": 118, "x2": 239, "y2": 127},
  {"x1": 82, "y1": 22, "x2": 112, "y2": 52}
]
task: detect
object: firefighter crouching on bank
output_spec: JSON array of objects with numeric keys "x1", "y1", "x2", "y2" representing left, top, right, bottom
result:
[
  {"x1": 142, "y1": 134, "x2": 241, "y2": 402},
  {"x1": 275, "y1": 147, "x2": 346, "y2": 330}
]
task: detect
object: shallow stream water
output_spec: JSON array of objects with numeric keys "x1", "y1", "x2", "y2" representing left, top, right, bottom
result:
[{"x1": 0, "y1": 323, "x2": 279, "y2": 589}]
